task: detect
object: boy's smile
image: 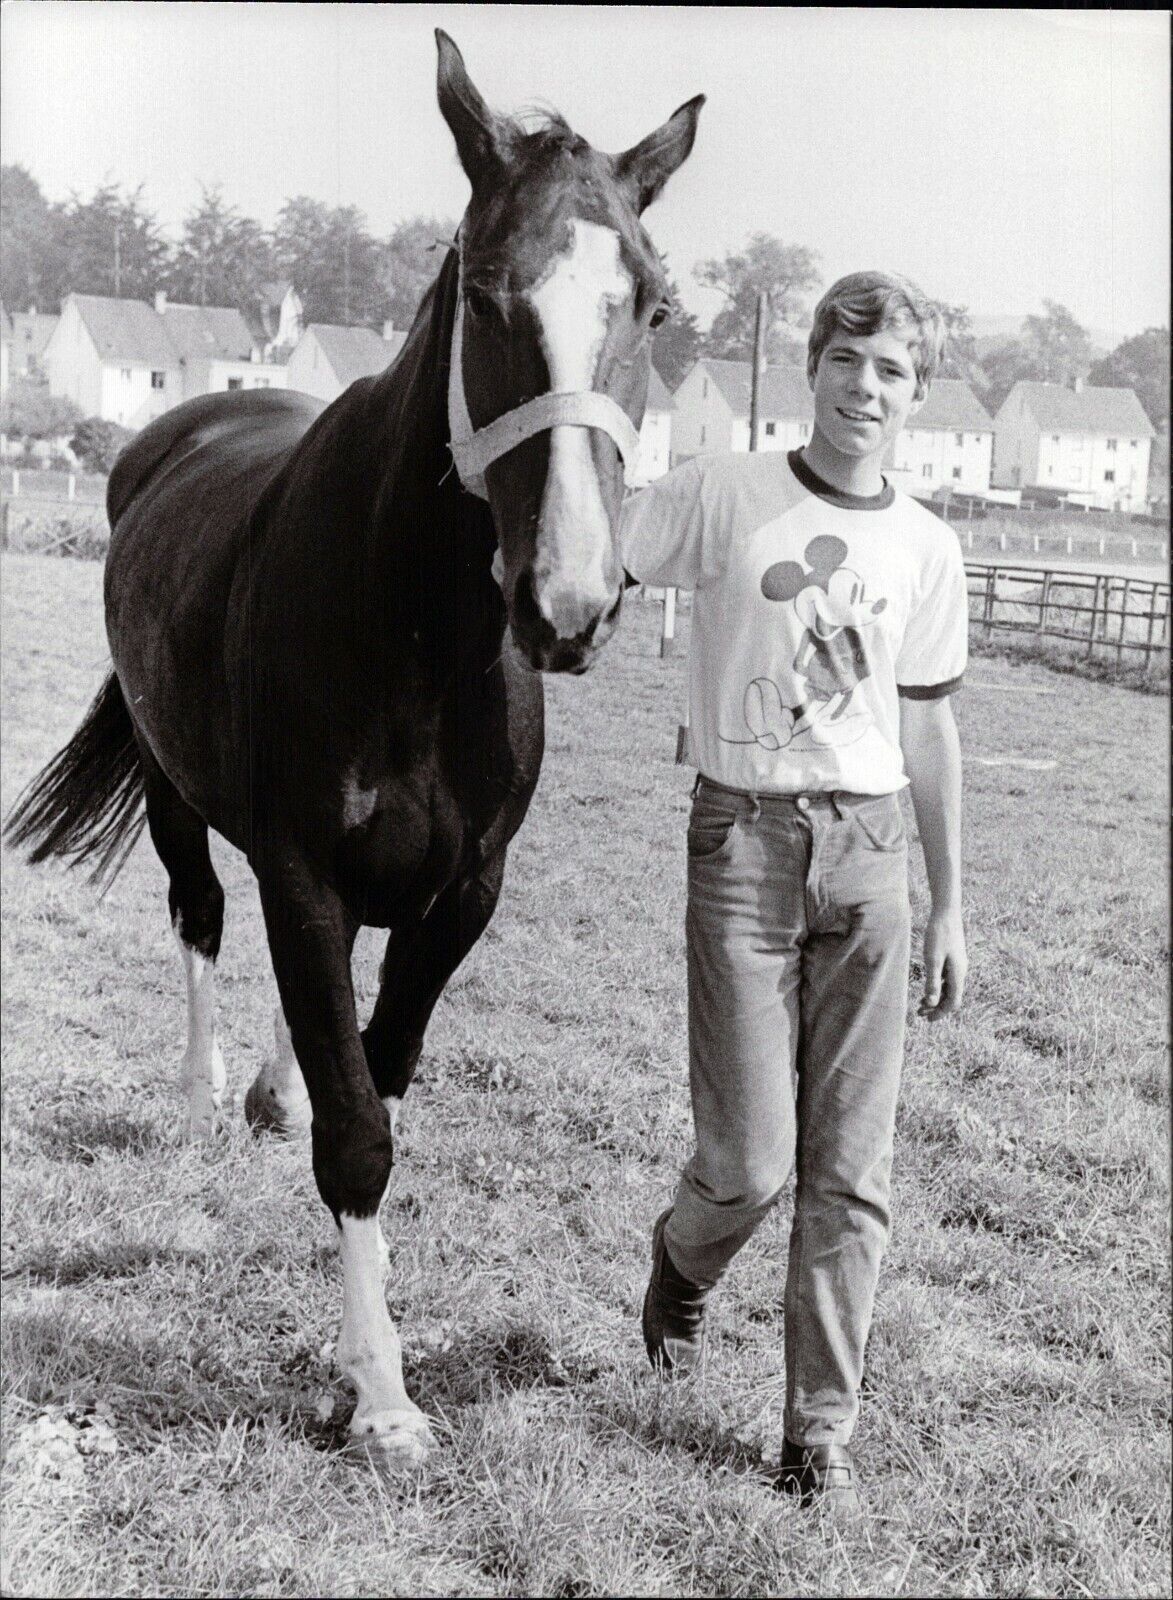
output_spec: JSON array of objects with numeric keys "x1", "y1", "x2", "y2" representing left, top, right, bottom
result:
[{"x1": 803, "y1": 326, "x2": 924, "y2": 495}]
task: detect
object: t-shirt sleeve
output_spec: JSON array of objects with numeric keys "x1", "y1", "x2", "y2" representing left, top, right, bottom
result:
[
  {"x1": 896, "y1": 536, "x2": 969, "y2": 699},
  {"x1": 620, "y1": 459, "x2": 716, "y2": 589}
]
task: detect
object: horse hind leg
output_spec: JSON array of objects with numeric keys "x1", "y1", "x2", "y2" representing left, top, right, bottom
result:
[
  {"x1": 140, "y1": 754, "x2": 226, "y2": 1138},
  {"x1": 244, "y1": 1007, "x2": 312, "y2": 1138}
]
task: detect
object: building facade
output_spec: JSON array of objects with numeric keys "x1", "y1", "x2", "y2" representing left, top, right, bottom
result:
[
  {"x1": 286, "y1": 323, "x2": 408, "y2": 404},
  {"x1": 993, "y1": 381, "x2": 1154, "y2": 512},
  {"x1": 631, "y1": 366, "x2": 674, "y2": 484},
  {"x1": 885, "y1": 379, "x2": 993, "y2": 496}
]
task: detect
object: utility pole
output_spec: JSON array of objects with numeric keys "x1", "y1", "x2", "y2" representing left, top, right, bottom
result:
[
  {"x1": 748, "y1": 290, "x2": 769, "y2": 451},
  {"x1": 113, "y1": 224, "x2": 122, "y2": 298}
]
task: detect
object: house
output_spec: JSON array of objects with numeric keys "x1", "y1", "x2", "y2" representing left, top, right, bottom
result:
[
  {"x1": 884, "y1": 379, "x2": 993, "y2": 496},
  {"x1": 285, "y1": 323, "x2": 407, "y2": 404},
  {"x1": 7, "y1": 308, "x2": 59, "y2": 382},
  {"x1": 993, "y1": 380, "x2": 1154, "y2": 512},
  {"x1": 247, "y1": 281, "x2": 304, "y2": 362},
  {"x1": 42, "y1": 292, "x2": 287, "y2": 430},
  {"x1": 631, "y1": 366, "x2": 674, "y2": 484},
  {"x1": 670, "y1": 357, "x2": 814, "y2": 462}
]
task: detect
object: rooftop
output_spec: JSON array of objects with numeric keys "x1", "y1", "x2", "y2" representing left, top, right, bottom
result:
[
  {"x1": 308, "y1": 323, "x2": 407, "y2": 386},
  {"x1": 1007, "y1": 381, "x2": 1154, "y2": 437}
]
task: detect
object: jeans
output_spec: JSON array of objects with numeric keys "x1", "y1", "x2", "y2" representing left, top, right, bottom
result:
[{"x1": 664, "y1": 775, "x2": 912, "y2": 1446}]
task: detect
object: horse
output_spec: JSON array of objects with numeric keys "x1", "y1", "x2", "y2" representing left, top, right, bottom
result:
[{"x1": 4, "y1": 31, "x2": 703, "y2": 1470}]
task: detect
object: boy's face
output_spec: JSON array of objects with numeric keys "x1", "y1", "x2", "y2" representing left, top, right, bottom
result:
[{"x1": 810, "y1": 326, "x2": 923, "y2": 462}]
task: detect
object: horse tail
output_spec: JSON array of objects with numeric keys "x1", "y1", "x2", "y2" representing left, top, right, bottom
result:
[{"x1": 4, "y1": 671, "x2": 146, "y2": 887}]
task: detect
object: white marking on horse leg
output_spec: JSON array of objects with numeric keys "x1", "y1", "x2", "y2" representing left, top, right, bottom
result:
[
  {"x1": 243, "y1": 1008, "x2": 312, "y2": 1137},
  {"x1": 337, "y1": 1209, "x2": 434, "y2": 1467},
  {"x1": 173, "y1": 917, "x2": 226, "y2": 1138},
  {"x1": 528, "y1": 219, "x2": 631, "y2": 637},
  {"x1": 382, "y1": 1095, "x2": 403, "y2": 1137}
]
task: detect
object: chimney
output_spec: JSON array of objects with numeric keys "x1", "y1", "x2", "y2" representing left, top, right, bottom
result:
[
  {"x1": 382, "y1": 319, "x2": 397, "y2": 342},
  {"x1": 154, "y1": 290, "x2": 167, "y2": 316}
]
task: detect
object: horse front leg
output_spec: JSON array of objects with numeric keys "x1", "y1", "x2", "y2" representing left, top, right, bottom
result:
[
  {"x1": 361, "y1": 851, "x2": 507, "y2": 1129},
  {"x1": 255, "y1": 848, "x2": 434, "y2": 1471}
]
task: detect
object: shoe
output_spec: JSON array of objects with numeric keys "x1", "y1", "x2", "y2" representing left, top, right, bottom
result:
[
  {"x1": 641, "y1": 1209, "x2": 709, "y2": 1374},
  {"x1": 777, "y1": 1439, "x2": 862, "y2": 1519}
]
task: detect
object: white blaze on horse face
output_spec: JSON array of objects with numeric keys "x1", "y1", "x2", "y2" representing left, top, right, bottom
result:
[
  {"x1": 527, "y1": 219, "x2": 631, "y2": 638},
  {"x1": 172, "y1": 916, "x2": 226, "y2": 1138}
]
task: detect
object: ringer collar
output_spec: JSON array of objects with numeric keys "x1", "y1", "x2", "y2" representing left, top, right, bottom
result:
[{"x1": 788, "y1": 449, "x2": 895, "y2": 511}]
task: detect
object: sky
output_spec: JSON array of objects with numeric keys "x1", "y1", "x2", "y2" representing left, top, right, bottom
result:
[{"x1": 2, "y1": 3, "x2": 1169, "y2": 346}]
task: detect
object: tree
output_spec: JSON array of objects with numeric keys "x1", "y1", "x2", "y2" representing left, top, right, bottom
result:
[
  {"x1": 1087, "y1": 326, "x2": 1170, "y2": 432},
  {"x1": 1020, "y1": 300, "x2": 1092, "y2": 389},
  {"x1": 650, "y1": 261, "x2": 702, "y2": 391},
  {"x1": 0, "y1": 377, "x2": 82, "y2": 444},
  {"x1": 380, "y1": 216, "x2": 458, "y2": 334},
  {"x1": 167, "y1": 185, "x2": 273, "y2": 310},
  {"x1": 974, "y1": 335, "x2": 1040, "y2": 415},
  {"x1": 1, "y1": 164, "x2": 65, "y2": 311},
  {"x1": 932, "y1": 302, "x2": 981, "y2": 387},
  {"x1": 696, "y1": 234, "x2": 821, "y2": 362},
  {"x1": 273, "y1": 198, "x2": 385, "y2": 326},
  {"x1": 57, "y1": 182, "x2": 169, "y2": 301},
  {"x1": 71, "y1": 416, "x2": 134, "y2": 474}
]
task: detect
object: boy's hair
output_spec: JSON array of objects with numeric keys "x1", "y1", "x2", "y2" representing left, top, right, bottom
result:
[{"x1": 807, "y1": 272, "x2": 945, "y2": 393}]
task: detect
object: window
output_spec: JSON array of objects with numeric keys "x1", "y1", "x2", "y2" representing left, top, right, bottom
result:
[
  {"x1": 1052, "y1": 435, "x2": 1060, "y2": 445},
  {"x1": 1130, "y1": 439, "x2": 1138, "y2": 448},
  {"x1": 700, "y1": 424, "x2": 706, "y2": 446},
  {"x1": 227, "y1": 377, "x2": 243, "y2": 391},
  {"x1": 702, "y1": 378, "x2": 708, "y2": 399},
  {"x1": 1106, "y1": 438, "x2": 1117, "y2": 451},
  {"x1": 121, "y1": 368, "x2": 131, "y2": 382},
  {"x1": 150, "y1": 370, "x2": 165, "y2": 390},
  {"x1": 1104, "y1": 469, "x2": 1115, "y2": 483},
  {"x1": 952, "y1": 466, "x2": 962, "y2": 479},
  {"x1": 921, "y1": 464, "x2": 933, "y2": 478},
  {"x1": 954, "y1": 433, "x2": 963, "y2": 447},
  {"x1": 764, "y1": 421, "x2": 775, "y2": 437}
]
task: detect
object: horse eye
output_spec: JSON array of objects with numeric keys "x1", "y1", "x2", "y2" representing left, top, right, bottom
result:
[{"x1": 649, "y1": 302, "x2": 671, "y2": 331}]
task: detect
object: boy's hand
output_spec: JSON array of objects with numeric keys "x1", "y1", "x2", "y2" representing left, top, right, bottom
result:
[{"x1": 919, "y1": 908, "x2": 967, "y2": 1019}]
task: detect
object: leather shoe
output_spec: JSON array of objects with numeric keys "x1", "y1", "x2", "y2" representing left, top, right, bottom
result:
[
  {"x1": 641, "y1": 1209, "x2": 708, "y2": 1374},
  {"x1": 777, "y1": 1439, "x2": 862, "y2": 1518}
]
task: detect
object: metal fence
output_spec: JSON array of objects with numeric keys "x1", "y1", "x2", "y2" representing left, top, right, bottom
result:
[{"x1": 966, "y1": 561, "x2": 1170, "y2": 670}]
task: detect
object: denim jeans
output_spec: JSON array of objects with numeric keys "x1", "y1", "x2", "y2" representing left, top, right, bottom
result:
[{"x1": 664, "y1": 775, "x2": 912, "y2": 1446}]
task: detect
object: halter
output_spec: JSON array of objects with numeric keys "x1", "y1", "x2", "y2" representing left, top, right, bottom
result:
[{"x1": 446, "y1": 224, "x2": 642, "y2": 501}]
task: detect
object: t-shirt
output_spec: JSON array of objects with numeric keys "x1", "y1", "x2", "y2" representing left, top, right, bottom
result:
[{"x1": 620, "y1": 449, "x2": 969, "y2": 796}]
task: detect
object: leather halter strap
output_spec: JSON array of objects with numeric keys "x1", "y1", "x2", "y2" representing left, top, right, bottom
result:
[{"x1": 447, "y1": 227, "x2": 642, "y2": 501}]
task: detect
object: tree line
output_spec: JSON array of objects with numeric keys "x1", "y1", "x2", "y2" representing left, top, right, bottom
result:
[{"x1": 2, "y1": 164, "x2": 1168, "y2": 434}]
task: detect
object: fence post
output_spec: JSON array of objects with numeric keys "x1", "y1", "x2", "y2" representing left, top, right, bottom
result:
[
  {"x1": 660, "y1": 586, "x2": 677, "y2": 658},
  {"x1": 1117, "y1": 578, "x2": 1131, "y2": 664},
  {"x1": 11, "y1": 469, "x2": 18, "y2": 497},
  {"x1": 1066, "y1": 533, "x2": 1073, "y2": 556},
  {"x1": 1086, "y1": 575, "x2": 1102, "y2": 657},
  {"x1": 999, "y1": 529, "x2": 1006, "y2": 552},
  {"x1": 68, "y1": 474, "x2": 76, "y2": 501}
]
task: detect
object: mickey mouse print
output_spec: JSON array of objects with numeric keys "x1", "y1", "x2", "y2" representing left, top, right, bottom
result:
[{"x1": 728, "y1": 535, "x2": 889, "y2": 754}]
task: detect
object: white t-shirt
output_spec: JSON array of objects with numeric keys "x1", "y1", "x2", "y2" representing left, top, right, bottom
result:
[{"x1": 621, "y1": 449, "x2": 969, "y2": 796}]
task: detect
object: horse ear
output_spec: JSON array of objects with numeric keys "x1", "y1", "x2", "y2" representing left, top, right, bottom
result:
[
  {"x1": 613, "y1": 95, "x2": 705, "y2": 214},
  {"x1": 435, "y1": 30, "x2": 506, "y2": 188}
]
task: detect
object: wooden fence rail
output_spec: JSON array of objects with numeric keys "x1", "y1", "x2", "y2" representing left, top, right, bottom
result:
[{"x1": 966, "y1": 561, "x2": 1170, "y2": 670}]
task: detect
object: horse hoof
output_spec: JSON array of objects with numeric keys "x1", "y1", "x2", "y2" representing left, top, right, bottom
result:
[
  {"x1": 347, "y1": 1409, "x2": 435, "y2": 1473},
  {"x1": 243, "y1": 1078, "x2": 312, "y2": 1139}
]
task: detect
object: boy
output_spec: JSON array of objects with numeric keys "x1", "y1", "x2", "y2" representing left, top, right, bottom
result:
[{"x1": 621, "y1": 272, "x2": 969, "y2": 1517}]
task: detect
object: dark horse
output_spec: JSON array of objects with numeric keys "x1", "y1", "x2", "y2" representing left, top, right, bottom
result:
[{"x1": 5, "y1": 33, "x2": 702, "y2": 1467}]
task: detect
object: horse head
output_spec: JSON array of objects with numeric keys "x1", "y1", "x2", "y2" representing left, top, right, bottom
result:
[{"x1": 437, "y1": 30, "x2": 704, "y2": 673}]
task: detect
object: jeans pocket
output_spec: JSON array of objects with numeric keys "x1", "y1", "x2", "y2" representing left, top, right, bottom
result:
[
  {"x1": 687, "y1": 802, "x2": 739, "y2": 861},
  {"x1": 851, "y1": 794, "x2": 906, "y2": 852}
]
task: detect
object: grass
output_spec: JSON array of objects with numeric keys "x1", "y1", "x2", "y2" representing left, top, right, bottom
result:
[{"x1": 1, "y1": 553, "x2": 1169, "y2": 1598}]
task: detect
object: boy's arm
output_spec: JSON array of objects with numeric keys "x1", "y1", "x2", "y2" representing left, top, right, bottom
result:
[{"x1": 899, "y1": 694, "x2": 967, "y2": 1019}]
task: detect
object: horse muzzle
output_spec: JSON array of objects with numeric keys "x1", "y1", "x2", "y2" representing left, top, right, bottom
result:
[{"x1": 509, "y1": 571, "x2": 623, "y2": 673}]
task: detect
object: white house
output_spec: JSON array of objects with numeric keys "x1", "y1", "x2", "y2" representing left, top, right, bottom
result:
[
  {"x1": 247, "y1": 281, "x2": 305, "y2": 362},
  {"x1": 286, "y1": 323, "x2": 407, "y2": 404},
  {"x1": 993, "y1": 380, "x2": 1154, "y2": 512},
  {"x1": 42, "y1": 292, "x2": 287, "y2": 430},
  {"x1": 670, "y1": 357, "x2": 814, "y2": 462},
  {"x1": 0, "y1": 302, "x2": 11, "y2": 398},
  {"x1": 631, "y1": 366, "x2": 674, "y2": 484},
  {"x1": 6, "y1": 308, "x2": 59, "y2": 384},
  {"x1": 885, "y1": 379, "x2": 993, "y2": 496}
]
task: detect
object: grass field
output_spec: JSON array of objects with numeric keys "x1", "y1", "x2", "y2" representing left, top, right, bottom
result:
[{"x1": 1, "y1": 553, "x2": 1169, "y2": 1598}]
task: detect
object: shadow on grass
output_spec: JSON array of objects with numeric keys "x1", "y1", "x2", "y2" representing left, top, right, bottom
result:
[
  {"x1": 28, "y1": 1107, "x2": 166, "y2": 1165},
  {"x1": 403, "y1": 1322, "x2": 603, "y2": 1412}
]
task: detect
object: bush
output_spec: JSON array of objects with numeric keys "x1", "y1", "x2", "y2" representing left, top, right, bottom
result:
[
  {"x1": 70, "y1": 417, "x2": 134, "y2": 475},
  {"x1": 0, "y1": 377, "x2": 82, "y2": 444}
]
